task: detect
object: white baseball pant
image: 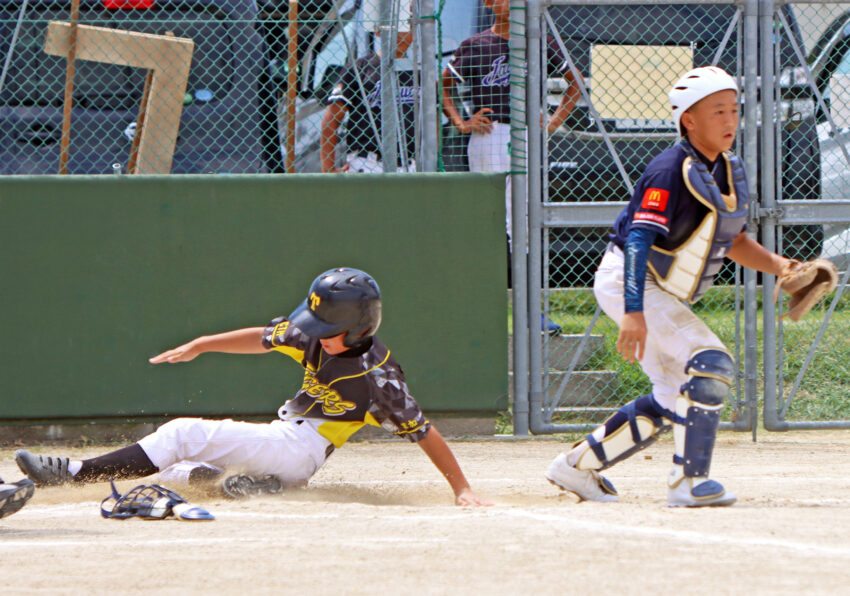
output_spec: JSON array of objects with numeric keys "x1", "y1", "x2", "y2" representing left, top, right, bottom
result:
[
  {"x1": 138, "y1": 417, "x2": 332, "y2": 486},
  {"x1": 593, "y1": 244, "x2": 727, "y2": 411}
]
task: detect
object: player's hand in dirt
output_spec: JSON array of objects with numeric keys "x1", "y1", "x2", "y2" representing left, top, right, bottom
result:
[
  {"x1": 456, "y1": 108, "x2": 494, "y2": 135},
  {"x1": 455, "y1": 487, "x2": 493, "y2": 507},
  {"x1": 149, "y1": 340, "x2": 202, "y2": 364},
  {"x1": 617, "y1": 312, "x2": 647, "y2": 363}
]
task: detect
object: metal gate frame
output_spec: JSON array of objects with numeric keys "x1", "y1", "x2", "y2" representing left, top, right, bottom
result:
[
  {"x1": 761, "y1": 0, "x2": 850, "y2": 430},
  {"x1": 511, "y1": 0, "x2": 850, "y2": 435}
]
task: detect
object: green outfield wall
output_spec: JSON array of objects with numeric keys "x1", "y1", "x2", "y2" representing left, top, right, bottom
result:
[{"x1": 0, "y1": 174, "x2": 507, "y2": 422}]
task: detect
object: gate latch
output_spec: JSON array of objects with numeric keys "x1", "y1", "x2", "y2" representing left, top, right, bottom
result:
[{"x1": 757, "y1": 206, "x2": 786, "y2": 221}]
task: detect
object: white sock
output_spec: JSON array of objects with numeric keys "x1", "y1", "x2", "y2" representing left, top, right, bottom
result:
[{"x1": 68, "y1": 460, "x2": 82, "y2": 476}]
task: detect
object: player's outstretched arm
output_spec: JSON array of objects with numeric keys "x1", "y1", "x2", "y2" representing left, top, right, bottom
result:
[
  {"x1": 417, "y1": 426, "x2": 493, "y2": 506},
  {"x1": 149, "y1": 327, "x2": 267, "y2": 364}
]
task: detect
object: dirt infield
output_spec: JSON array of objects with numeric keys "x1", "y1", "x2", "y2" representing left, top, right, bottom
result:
[{"x1": 2, "y1": 431, "x2": 850, "y2": 595}]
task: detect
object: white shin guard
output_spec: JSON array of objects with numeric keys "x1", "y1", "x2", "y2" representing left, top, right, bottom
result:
[{"x1": 571, "y1": 396, "x2": 671, "y2": 471}]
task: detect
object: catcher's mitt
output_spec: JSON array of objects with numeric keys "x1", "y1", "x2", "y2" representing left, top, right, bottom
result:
[{"x1": 773, "y1": 258, "x2": 839, "y2": 321}]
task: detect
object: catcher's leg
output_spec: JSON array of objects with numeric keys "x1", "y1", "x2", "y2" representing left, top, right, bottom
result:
[
  {"x1": 546, "y1": 395, "x2": 671, "y2": 502},
  {"x1": 667, "y1": 348, "x2": 737, "y2": 507},
  {"x1": 0, "y1": 477, "x2": 35, "y2": 519}
]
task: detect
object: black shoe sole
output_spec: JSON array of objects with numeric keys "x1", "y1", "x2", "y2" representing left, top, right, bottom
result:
[{"x1": 221, "y1": 474, "x2": 283, "y2": 499}]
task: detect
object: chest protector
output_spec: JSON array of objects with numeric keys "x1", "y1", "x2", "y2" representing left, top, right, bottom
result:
[{"x1": 647, "y1": 142, "x2": 749, "y2": 303}]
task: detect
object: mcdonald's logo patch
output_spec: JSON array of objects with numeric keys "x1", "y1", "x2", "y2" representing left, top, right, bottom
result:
[{"x1": 640, "y1": 187, "x2": 669, "y2": 211}]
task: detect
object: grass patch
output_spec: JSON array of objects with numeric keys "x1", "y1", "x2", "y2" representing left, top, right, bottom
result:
[{"x1": 504, "y1": 284, "x2": 850, "y2": 426}]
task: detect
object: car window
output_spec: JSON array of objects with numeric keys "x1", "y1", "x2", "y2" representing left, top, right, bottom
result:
[
  {"x1": 438, "y1": 0, "x2": 479, "y2": 58},
  {"x1": 828, "y1": 45, "x2": 850, "y2": 128},
  {"x1": 312, "y1": 20, "x2": 361, "y2": 94},
  {"x1": 836, "y1": 45, "x2": 850, "y2": 75},
  {"x1": 0, "y1": 4, "x2": 233, "y2": 109}
]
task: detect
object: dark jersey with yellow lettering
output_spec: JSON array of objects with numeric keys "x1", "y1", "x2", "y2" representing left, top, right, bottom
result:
[{"x1": 262, "y1": 317, "x2": 430, "y2": 448}]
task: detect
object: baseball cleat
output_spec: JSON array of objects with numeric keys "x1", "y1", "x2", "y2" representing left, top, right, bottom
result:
[
  {"x1": 545, "y1": 453, "x2": 618, "y2": 502},
  {"x1": 15, "y1": 450, "x2": 73, "y2": 486},
  {"x1": 667, "y1": 478, "x2": 737, "y2": 507},
  {"x1": 0, "y1": 478, "x2": 35, "y2": 519},
  {"x1": 221, "y1": 474, "x2": 284, "y2": 499},
  {"x1": 542, "y1": 314, "x2": 562, "y2": 337}
]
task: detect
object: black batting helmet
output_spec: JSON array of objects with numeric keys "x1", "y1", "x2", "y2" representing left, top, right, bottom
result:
[{"x1": 288, "y1": 268, "x2": 382, "y2": 347}]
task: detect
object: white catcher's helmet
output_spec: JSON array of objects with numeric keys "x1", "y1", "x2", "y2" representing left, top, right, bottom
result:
[{"x1": 669, "y1": 66, "x2": 739, "y2": 136}]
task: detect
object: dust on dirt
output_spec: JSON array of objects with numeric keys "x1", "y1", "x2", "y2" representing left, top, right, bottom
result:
[{"x1": 2, "y1": 431, "x2": 849, "y2": 595}]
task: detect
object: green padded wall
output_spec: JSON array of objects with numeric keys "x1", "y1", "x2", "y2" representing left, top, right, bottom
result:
[{"x1": 0, "y1": 174, "x2": 507, "y2": 420}]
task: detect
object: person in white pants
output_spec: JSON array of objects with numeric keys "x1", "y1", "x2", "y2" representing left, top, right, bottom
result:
[
  {"x1": 441, "y1": 0, "x2": 580, "y2": 335},
  {"x1": 545, "y1": 67, "x2": 796, "y2": 507}
]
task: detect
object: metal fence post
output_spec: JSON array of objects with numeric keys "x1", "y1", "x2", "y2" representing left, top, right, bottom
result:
[
  {"x1": 526, "y1": 0, "x2": 544, "y2": 434},
  {"x1": 379, "y1": 0, "x2": 399, "y2": 172},
  {"x1": 759, "y1": 0, "x2": 784, "y2": 431},
  {"x1": 418, "y1": 0, "x2": 438, "y2": 172},
  {"x1": 741, "y1": 0, "x2": 760, "y2": 435},
  {"x1": 510, "y1": 0, "x2": 530, "y2": 435}
]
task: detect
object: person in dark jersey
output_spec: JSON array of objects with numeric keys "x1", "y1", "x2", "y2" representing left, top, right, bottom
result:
[
  {"x1": 321, "y1": 31, "x2": 416, "y2": 173},
  {"x1": 441, "y1": 0, "x2": 580, "y2": 242},
  {"x1": 15, "y1": 268, "x2": 492, "y2": 506},
  {"x1": 545, "y1": 67, "x2": 797, "y2": 507},
  {"x1": 441, "y1": 0, "x2": 579, "y2": 335}
]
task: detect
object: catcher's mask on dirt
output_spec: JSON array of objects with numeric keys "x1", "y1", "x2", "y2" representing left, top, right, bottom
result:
[
  {"x1": 100, "y1": 480, "x2": 214, "y2": 521},
  {"x1": 669, "y1": 66, "x2": 739, "y2": 137},
  {"x1": 289, "y1": 267, "x2": 382, "y2": 347}
]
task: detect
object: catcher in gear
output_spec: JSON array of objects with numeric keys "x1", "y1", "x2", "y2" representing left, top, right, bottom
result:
[
  {"x1": 15, "y1": 268, "x2": 492, "y2": 507},
  {"x1": 545, "y1": 66, "x2": 839, "y2": 507}
]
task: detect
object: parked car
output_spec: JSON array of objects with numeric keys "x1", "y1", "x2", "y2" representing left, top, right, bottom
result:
[
  {"x1": 0, "y1": 0, "x2": 269, "y2": 174},
  {"x1": 808, "y1": 10, "x2": 850, "y2": 268}
]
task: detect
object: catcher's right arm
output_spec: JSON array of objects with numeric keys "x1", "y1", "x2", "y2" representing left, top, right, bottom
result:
[{"x1": 773, "y1": 258, "x2": 839, "y2": 321}]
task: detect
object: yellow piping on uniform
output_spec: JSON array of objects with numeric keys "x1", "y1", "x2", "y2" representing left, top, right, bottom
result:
[
  {"x1": 273, "y1": 345, "x2": 306, "y2": 362},
  {"x1": 328, "y1": 350, "x2": 392, "y2": 386}
]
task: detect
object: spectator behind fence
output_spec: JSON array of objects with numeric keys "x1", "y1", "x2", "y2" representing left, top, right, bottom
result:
[
  {"x1": 320, "y1": 31, "x2": 416, "y2": 173},
  {"x1": 441, "y1": 0, "x2": 580, "y2": 244},
  {"x1": 442, "y1": 0, "x2": 580, "y2": 335}
]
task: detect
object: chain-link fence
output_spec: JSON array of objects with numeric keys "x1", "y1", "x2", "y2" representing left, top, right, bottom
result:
[
  {"x1": 762, "y1": 1, "x2": 850, "y2": 430},
  {"x1": 6, "y1": 0, "x2": 850, "y2": 433},
  {"x1": 0, "y1": 0, "x2": 518, "y2": 175},
  {"x1": 516, "y1": 0, "x2": 850, "y2": 436}
]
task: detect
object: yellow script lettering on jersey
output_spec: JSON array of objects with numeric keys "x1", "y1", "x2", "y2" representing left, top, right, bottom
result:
[
  {"x1": 271, "y1": 320, "x2": 290, "y2": 344},
  {"x1": 301, "y1": 373, "x2": 357, "y2": 415}
]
